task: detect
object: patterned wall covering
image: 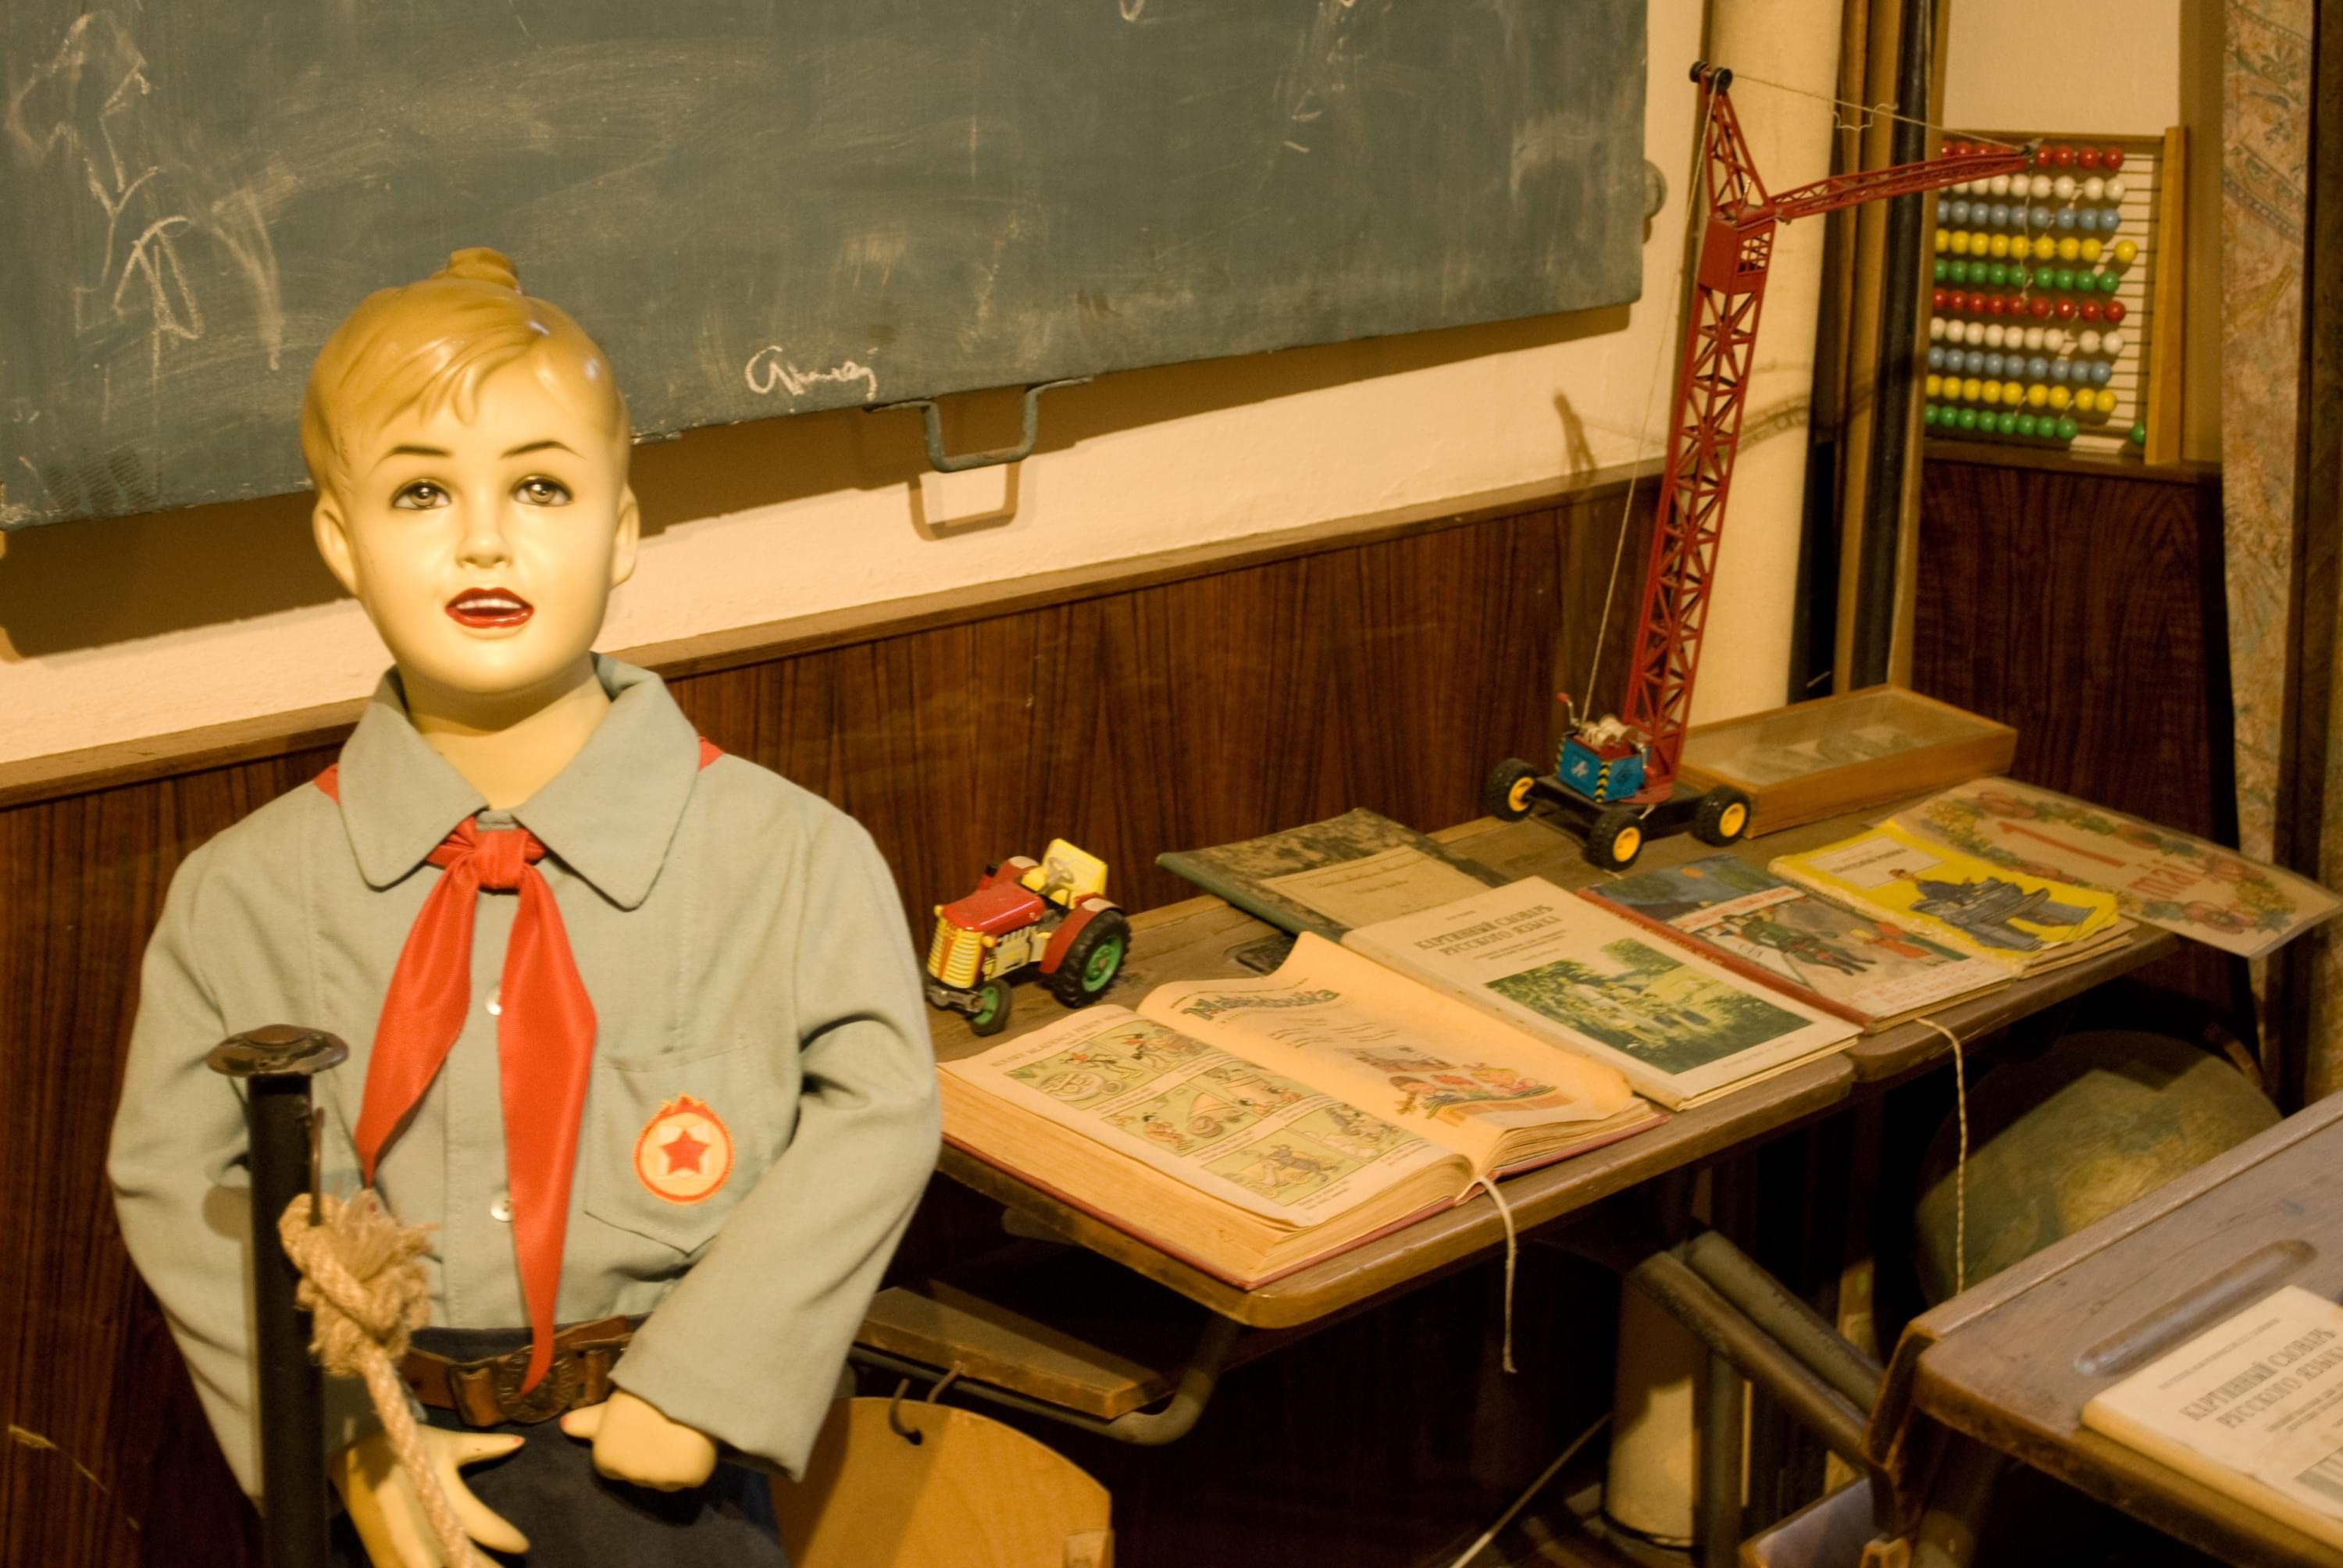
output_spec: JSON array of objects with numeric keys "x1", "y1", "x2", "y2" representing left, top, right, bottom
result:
[{"x1": 2222, "y1": 0, "x2": 2329, "y2": 1090}]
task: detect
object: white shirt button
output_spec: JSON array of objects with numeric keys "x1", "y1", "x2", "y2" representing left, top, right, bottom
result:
[
  {"x1": 490, "y1": 1196, "x2": 512, "y2": 1223},
  {"x1": 486, "y1": 987, "x2": 502, "y2": 1017}
]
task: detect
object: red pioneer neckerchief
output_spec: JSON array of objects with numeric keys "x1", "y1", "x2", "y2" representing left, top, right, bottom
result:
[{"x1": 315, "y1": 736, "x2": 722, "y2": 1392}]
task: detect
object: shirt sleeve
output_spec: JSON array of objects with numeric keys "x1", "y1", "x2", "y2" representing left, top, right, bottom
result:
[
  {"x1": 612, "y1": 812, "x2": 940, "y2": 1477},
  {"x1": 106, "y1": 841, "x2": 377, "y2": 1498}
]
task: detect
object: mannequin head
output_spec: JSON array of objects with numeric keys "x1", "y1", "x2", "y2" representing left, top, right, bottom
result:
[{"x1": 304, "y1": 249, "x2": 637, "y2": 718}]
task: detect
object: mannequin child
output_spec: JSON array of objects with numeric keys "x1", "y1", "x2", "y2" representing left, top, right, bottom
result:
[{"x1": 109, "y1": 250, "x2": 941, "y2": 1565}]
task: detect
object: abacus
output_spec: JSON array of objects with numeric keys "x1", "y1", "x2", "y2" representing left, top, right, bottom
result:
[{"x1": 1921, "y1": 129, "x2": 2185, "y2": 462}]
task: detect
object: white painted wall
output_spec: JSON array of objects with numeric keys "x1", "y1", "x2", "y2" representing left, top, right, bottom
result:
[
  {"x1": 0, "y1": 5, "x2": 1717, "y2": 766},
  {"x1": 1945, "y1": 0, "x2": 2181, "y2": 134}
]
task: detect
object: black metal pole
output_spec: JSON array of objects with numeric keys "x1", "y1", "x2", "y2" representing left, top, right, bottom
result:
[
  {"x1": 1850, "y1": 0, "x2": 1937, "y2": 686},
  {"x1": 207, "y1": 1025, "x2": 348, "y2": 1568}
]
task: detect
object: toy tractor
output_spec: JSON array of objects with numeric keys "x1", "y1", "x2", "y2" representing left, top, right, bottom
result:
[
  {"x1": 1486, "y1": 693, "x2": 1751, "y2": 871},
  {"x1": 924, "y1": 839, "x2": 1132, "y2": 1036}
]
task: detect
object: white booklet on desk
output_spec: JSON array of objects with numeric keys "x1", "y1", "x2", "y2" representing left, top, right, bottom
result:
[
  {"x1": 2082, "y1": 1285, "x2": 2343, "y2": 1550},
  {"x1": 1341, "y1": 878, "x2": 1858, "y2": 1110}
]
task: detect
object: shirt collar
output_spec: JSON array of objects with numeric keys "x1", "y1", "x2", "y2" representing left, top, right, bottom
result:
[{"x1": 333, "y1": 655, "x2": 700, "y2": 911}]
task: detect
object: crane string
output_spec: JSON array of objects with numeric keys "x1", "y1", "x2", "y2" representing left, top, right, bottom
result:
[
  {"x1": 1582, "y1": 87, "x2": 1716, "y2": 708},
  {"x1": 1725, "y1": 68, "x2": 2026, "y2": 153}
]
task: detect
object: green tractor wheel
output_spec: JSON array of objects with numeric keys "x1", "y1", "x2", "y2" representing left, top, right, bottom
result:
[
  {"x1": 1049, "y1": 911, "x2": 1132, "y2": 1008},
  {"x1": 968, "y1": 978, "x2": 1015, "y2": 1036}
]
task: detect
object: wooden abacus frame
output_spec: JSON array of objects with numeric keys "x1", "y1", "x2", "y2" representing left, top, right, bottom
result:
[{"x1": 1924, "y1": 127, "x2": 2186, "y2": 465}]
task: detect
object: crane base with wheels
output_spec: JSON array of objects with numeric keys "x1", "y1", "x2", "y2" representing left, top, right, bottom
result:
[{"x1": 1485, "y1": 757, "x2": 1751, "y2": 872}]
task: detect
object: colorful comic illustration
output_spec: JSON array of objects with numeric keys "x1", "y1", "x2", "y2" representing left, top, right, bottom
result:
[
  {"x1": 1485, "y1": 938, "x2": 1813, "y2": 1075},
  {"x1": 1204, "y1": 1122, "x2": 1372, "y2": 1206},
  {"x1": 1005, "y1": 1019, "x2": 1209, "y2": 1108},
  {"x1": 1895, "y1": 780, "x2": 2341, "y2": 960}
]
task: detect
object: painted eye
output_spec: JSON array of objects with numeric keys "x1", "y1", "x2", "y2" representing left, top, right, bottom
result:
[
  {"x1": 392, "y1": 480, "x2": 449, "y2": 510},
  {"x1": 515, "y1": 476, "x2": 572, "y2": 507}
]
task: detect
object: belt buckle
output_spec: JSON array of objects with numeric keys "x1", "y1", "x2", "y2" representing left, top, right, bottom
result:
[{"x1": 489, "y1": 1345, "x2": 583, "y2": 1424}]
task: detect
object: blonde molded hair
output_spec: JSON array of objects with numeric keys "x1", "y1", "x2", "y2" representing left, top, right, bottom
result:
[{"x1": 300, "y1": 248, "x2": 629, "y2": 501}]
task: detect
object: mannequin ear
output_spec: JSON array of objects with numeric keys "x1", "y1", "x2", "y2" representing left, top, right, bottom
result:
[
  {"x1": 609, "y1": 486, "x2": 640, "y2": 589},
  {"x1": 312, "y1": 497, "x2": 362, "y2": 597}
]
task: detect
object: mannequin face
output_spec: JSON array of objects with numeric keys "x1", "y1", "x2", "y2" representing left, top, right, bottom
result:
[{"x1": 313, "y1": 363, "x2": 637, "y2": 710}]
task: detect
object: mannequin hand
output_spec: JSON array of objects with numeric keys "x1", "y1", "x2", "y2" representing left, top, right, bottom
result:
[
  {"x1": 560, "y1": 1388, "x2": 719, "y2": 1490},
  {"x1": 333, "y1": 1426, "x2": 529, "y2": 1567}
]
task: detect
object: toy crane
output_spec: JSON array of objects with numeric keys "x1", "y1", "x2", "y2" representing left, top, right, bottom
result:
[{"x1": 1488, "y1": 63, "x2": 2031, "y2": 870}]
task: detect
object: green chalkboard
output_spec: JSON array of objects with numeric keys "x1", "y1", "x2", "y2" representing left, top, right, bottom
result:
[{"x1": 1, "y1": 1, "x2": 1647, "y2": 528}]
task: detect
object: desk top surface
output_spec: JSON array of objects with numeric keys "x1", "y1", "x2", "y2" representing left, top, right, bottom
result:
[
  {"x1": 1877, "y1": 1095, "x2": 2343, "y2": 1568},
  {"x1": 925, "y1": 803, "x2": 2177, "y2": 1329}
]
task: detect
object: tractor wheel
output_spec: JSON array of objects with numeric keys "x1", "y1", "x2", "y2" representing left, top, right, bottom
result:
[
  {"x1": 1486, "y1": 758, "x2": 1541, "y2": 822},
  {"x1": 968, "y1": 979, "x2": 1015, "y2": 1036},
  {"x1": 1049, "y1": 911, "x2": 1132, "y2": 1009},
  {"x1": 1584, "y1": 806, "x2": 1648, "y2": 871},
  {"x1": 1692, "y1": 786, "x2": 1753, "y2": 846}
]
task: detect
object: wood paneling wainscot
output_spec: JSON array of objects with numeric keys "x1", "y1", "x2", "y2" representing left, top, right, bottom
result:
[{"x1": 0, "y1": 469, "x2": 1657, "y2": 1568}]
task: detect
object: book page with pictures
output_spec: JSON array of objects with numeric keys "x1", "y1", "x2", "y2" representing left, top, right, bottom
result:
[
  {"x1": 2083, "y1": 1285, "x2": 2343, "y2": 1550},
  {"x1": 940, "y1": 1006, "x2": 1460, "y2": 1225},
  {"x1": 1344, "y1": 879, "x2": 1856, "y2": 1108},
  {"x1": 1889, "y1": 778, "x2": 2342, "y2": 960},
  {"x1": 1578, "y1": 853, "x2": 2007, "y2": 1026},
  {"x1": 1136, "y1": 934, "x2": 1647, "y2": 1174},
  {"x1": 1769, "y1": 821, "x2": 2126, "y2": 974}
]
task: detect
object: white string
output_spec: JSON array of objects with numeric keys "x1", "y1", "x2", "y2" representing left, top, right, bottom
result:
[
  {"x1": 1913, "y1": 1017, "x2": 1970, "y2": 1295},
  {"x1": 1471, "y1": 1176, "x2": 1523, "y2": 1374},
  {"x1": 1585, "y1": 88, "x2": 1717, "y2": 704},
  {"x1": 1725, "y1": 68, "x2": 2027, "y2": 152},
  {"x1": 1441, "y1": 1411, "x2": 1611, "y2": 1568}
]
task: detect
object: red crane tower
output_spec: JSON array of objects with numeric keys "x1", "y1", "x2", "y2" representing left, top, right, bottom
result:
[{"x1": 1489, "y1": 63, "x2": 2030, "y2": 869}]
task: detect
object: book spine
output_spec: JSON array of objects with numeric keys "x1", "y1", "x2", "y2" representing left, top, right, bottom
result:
[
  {"x1": 1571, "y1": 888, "x2": 1870, "y2": 1027},
  {"x1": 1153, "y1": 852, "x2": 1342, "y2": 940}
]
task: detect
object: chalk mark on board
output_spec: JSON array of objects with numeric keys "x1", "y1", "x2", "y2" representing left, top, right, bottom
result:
[
  {"x1": 744, "y1": 346, "x2": 879, "y2": 403},
  {"x1": 7, "y1": 14, "x2": 212, "y2": 377},
  {"x1": 1118, "y1": 0, "x2": 1147, "y2": 20}
]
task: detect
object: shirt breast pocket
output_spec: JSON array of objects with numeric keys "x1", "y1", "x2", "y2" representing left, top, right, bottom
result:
[{"x1": 583, "y1": 1040, "x2": 768, "y2": 1256}]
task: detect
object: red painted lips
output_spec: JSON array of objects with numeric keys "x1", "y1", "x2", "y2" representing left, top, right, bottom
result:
[{"x1": 445, "y1": 587, "x2": 534, "y2": 629}]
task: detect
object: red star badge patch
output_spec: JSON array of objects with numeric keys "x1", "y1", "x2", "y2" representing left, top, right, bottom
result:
[{"x1": 633, "y1": 1095, "x2": 734, "y2": 1205}]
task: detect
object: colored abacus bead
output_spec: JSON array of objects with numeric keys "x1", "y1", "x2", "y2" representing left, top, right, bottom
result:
[
  {"x1": 2029, "y1": 297, "x2": 2052, "y2": 320},
  {"x1": 2105, "y1": 176, "x2": 2128, "y2": 201},
  {"x1": 2033, "y1": 235, "x2": 2058, "y2": 261},
  {"x1": 1988, "y1": 173, "x2": 2013, "y2": 197},
  {"x1": 2048, "y1": 385, "x2": 2073, "y2": 410},
  {"x1": 1924, "y1": 402, "x2": 1941, "y2": 428},
  {"x1": 2079, "y1": 330, "x2": 2102, "y2": 354},
  {"x1": 2027, "y1": 355, "x2": 2051, "y2": 380},
  {"x1": 2054, "y1": 298, "x2": 2077, "y2": 320},
  {"x1": 1935, "y1": 228, "x2": 1952, "y2": 253},
  {"x1": 2082, "y1": 175, "x2": 2106, "y2": 200},
  {"x1": 2055, "y1": 207, "x2": 2077, "y2": 232},
  {"x1": 2130, "y1": 421, "x2": 2149, "y2": 445},
  {"x1": 2056, "y1": 415, "x2": 2080, "y2": 440},
  {"x1": 1925, "y1": 374, "x2": 1944, "y2": 398},
  {"x1": 1928, "y1": 317, "x2": 1948, "y2": 342},
  {"x1": 1957, "y1": 408, "x2": 1981, "y2": 432},
  {"x1": 2050, "y1": 145, "x2": 2075, "y2": 169},
  {"x1": 2049, "y1": 359, "x2": 2070, "y2": 383},
  {"x1": 2022, "y1": 326, "x2": 2047, "y2": 351},
  {"x1": 2056, "y1": 237, "x2": 2081, "y2": 262},
  {"x1": 1933, "y1": 259, "x2": 1950, "y2": 283},
  {"x1": 1949, "y1": 199, "x2": 1971, "y2": 226},
  {"x1": 2080, "y1": 237, "x2": 2104, "y2": 262},
  {"x1": 2102, "y1": 148, "x2": 2124, "y2": 172},
  {"x1": 2105, "y1": 300, "x2": 2127, "y2": 325},
  {"x1": 2098, "y1": 270, "x2": 2121, "y2": 294},
  {"x1": 2090, "y1": 361, "x2": 2113, "y2": 387},
  {"x1": 2078, "y1": 301, "x2": 2102, "y2": 323},
  {"x1": 2026, "y1": 383, "x2": 2049, "y2": 408},
  {"x1": 2078, "y1": 147, "x2": 2102, "y2": 170},
  {"x1": 1989, "y1": 203, "x2": 2012, "y2": 229},
  {"x1": 2017, "y1": 413, "x2": 2039, "y2": 437},
  {"x1": 2052, "y1": 173, "x2": 2077, "y2": 201}
]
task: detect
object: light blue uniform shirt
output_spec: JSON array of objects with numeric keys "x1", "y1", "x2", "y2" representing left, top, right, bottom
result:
[{"x1": 108, "y1": 657, "x2": 941, "y2": 1492}]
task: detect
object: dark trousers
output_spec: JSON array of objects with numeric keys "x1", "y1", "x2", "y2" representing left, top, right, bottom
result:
[{"x1": 330, "y1": 1327, "x2": 788, "y2": 1566}]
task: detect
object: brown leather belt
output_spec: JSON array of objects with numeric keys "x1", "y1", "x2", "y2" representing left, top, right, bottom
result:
[{"x1": 401, "y1": 1317, "x2": 636, "y2": 1427}]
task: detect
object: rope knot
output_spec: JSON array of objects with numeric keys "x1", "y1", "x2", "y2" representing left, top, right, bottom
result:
[{"x1": 277, "y1": 1189, "x2": 433, "y2": 1376}]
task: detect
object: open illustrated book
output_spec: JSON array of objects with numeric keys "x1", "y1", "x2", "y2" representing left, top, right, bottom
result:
[
  {"x1": 1576, "y1": 853, "x2": 2009, "y2": 1031},
  {"x1": 940, "y1": 934, "x2": 1660, "y2": 1288},
  {"x1": 1340, "y1": 878, "x2": 1860, "y2": 1109},
  {"x1": 1767, "y1": 821, "x2": 2133, "y2": 978}
]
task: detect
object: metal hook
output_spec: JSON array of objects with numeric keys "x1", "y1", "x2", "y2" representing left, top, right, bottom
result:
[
  {"x1": 886, "y1": 1379, "x2": 924, "y2": 1445},
  {"x1": 925, "y1": 1363, "x2": 966, "y2": 1406},
  {"x1": 871, "y1": 377, "x2": 1093, "y2": 473}
]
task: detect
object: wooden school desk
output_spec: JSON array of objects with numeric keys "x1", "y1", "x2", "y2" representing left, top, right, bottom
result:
[
  {"x1": 863, "y1": 801, "x2": 2179, "y2": 1443},
  {"x1": 1867, "y1": 1093, "x2": 2343, "y2": 1568}
]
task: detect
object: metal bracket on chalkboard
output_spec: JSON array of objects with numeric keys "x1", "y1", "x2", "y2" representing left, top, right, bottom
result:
[{"x1": 872, "y1": 377, "x2": 1093, "y2": 474}]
